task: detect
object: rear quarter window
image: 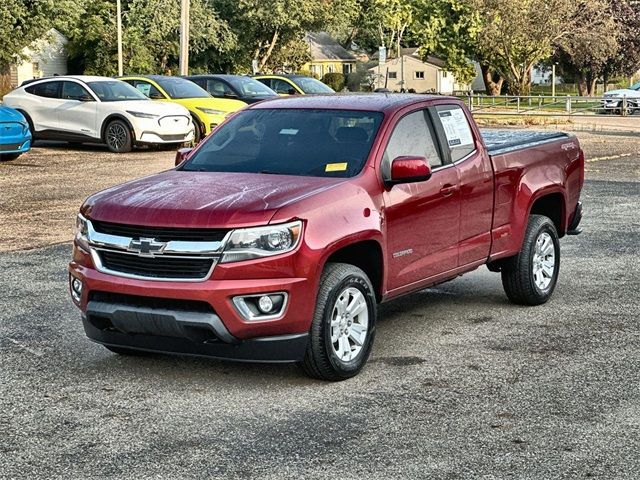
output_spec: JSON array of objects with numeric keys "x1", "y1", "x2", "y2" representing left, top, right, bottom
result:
[
  {"x1": 25, "y1": 81, "x2": 62, "y2": 99},
  {"x1": 435, "y1": 105, "x2": 475, "y2": 162}
]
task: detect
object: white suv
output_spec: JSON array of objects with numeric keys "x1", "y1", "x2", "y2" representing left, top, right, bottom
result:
[{"x1": 3, "y1": 76, "x2": 194, "y2": 152}]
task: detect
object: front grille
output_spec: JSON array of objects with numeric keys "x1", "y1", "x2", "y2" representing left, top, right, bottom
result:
[
  {"x1": 159, "y1": 133, "x2": 188, "y2": 141},
  {"x1": 159, "y1": 116, "x2": 189, "y2": 129},
  {"x1": 0, "y1": 143, "x2": 21, "y2": 151},
  {"x1": 92, "y1": 220, "x2": 229, "y2": 242},
  {"x1": 99, "y1": 251, "x2": 214, "y2": 279}
]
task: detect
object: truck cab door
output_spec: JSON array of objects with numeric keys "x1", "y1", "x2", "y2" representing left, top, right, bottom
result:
[
  {"x1": 433, "y1": 104, "x2": 493, "y2": 266},
  {"x1": 381, "y1": 108, "x2": 461, "y2": 291}
]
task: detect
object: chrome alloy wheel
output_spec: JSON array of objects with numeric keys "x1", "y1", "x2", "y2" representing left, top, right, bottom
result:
[
  {"x1": 532, "y1": 232, "x2": 556, "y2": 290},
  {"x1": 330, "y1": 287, "x2": 369, "y2": 362},
  {"x1": 107, "y1": 123, "x2": 127, "y2": 150}
]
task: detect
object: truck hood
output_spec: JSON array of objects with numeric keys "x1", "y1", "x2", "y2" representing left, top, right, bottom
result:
[{"x1": 82, "y1": 170, "x2": 346, "y2": 228}]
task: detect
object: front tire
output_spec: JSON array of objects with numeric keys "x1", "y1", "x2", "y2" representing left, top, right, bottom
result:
[
  {"x1": 300, "y1": 263, "x2": 377, "y2": 381},
  {"x1": 501, "y1": 214, "x2": 560, "y2": 305},
  {"x1": 105, "y1": 119, "x2": 133, "y2": 153},
  {"x1": 0, "y1": 153, "x2": 21, "y2": 161}
]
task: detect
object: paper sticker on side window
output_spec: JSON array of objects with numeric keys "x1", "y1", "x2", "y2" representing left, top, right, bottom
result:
[{"x1": 438, "y1": 109, "x2": 473, "y2": 147}]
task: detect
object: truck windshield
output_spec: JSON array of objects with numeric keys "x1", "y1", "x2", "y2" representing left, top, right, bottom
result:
[{"x1": 181, "y1": 109, "x2": 384, "y2": 178}]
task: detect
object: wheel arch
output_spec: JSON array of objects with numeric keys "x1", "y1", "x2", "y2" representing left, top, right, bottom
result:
[
  {"x1": 527, "y1": 189, "x2": 567, "y2": 237},
  {"x1": 320, "y1": 239, "x2": 385, "y2": 303},
  {"x1": 100, "y1": 114, "x2": 135, "y2": 142}
]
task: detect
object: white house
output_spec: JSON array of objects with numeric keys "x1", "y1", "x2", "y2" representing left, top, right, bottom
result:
[
  {"x1": 369, "y1": 48, "x2": 469, "y2": 94},
  {"x1": 9, "y1": 28, "x2": 68, "y2": 88}
]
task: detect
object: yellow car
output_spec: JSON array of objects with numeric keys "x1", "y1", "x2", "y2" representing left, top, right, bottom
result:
[
  {"x1": 120, "y1": 75, "x2": 247, "y2": 142},
  {"x1": 253, "y1": 75, "x2": 335, "y2": 95}
]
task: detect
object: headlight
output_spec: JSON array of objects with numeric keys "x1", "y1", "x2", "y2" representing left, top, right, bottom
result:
[
  {"x1": 220, "y1": 221, "x2": 302, "y2": 263},
  {"x1": 197, "y1": 107, "x2": 226, "y2": 115},
  {"x1": 126, "y1": 110, "x2": 160, "y2": 119},
  {"x1": 75, "y1": 214, "x2": 90, "y2": 250}
]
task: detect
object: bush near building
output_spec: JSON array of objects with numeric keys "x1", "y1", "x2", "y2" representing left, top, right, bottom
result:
[{"x1": 322, "y1": 72, "x2": 346, "y2": 91}]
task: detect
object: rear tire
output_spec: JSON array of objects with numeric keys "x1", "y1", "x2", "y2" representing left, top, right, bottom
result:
[
  {"x1": 299, "y1": 263, "x2": 377, "y2": 381},
  {"x1": 501, "y1": 214, "x2": 560, "y2": 305},
  {"x1": 105, "y1": 119, "x2": 133, "y2": 153}
]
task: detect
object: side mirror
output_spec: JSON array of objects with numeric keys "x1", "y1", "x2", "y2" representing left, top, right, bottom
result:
[
  {"x1": 224, "y1": 92, "x2": 239, "y2": 99},
  {"x1": 287, "y1": 88, "x2": 298, "y2": 95},
  {"x1": 389, "y1": 156, "x2": 432, "y2": 185},
  {"x1": 149, "y1": 92, "x2": 164, "y2": 100},
  {"x1": 175, "y1": 147, "x2": 193, "y2": 167},
  {"x1": 79, "y1": 94, "x2": 94, "y2": 102}
]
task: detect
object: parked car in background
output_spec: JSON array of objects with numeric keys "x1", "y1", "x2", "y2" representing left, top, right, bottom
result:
[
  {"x1": 254, "y1": 74, "x2": 335, "y2": 95},
  {"x1": 184, "y1": 74, "x2": 278, "y2": 104},
  {"x1": 0, "y1": 105, "x2": 32, "y2": 161},
  {"x1": 69, "y1": 94, "x2": 584, "y2": 380},
  {"x1": 3, "y1": 76, "x2": 194, "y2": 153},
  {"x1": 602, "y1": 82, "x2": 640, "y2": 114},
  {"x1": 120, "y1": 75, "x2": 247, "y2": 142}
]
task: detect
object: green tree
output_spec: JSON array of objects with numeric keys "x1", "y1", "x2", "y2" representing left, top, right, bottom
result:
[
  {"x1": 214, "y1": 0, "x2": 341, "y2": 73},
  {"x1": 0, "y1": 0, "x2": 68, "y2": 68},
  {"x1": 410, "y1": 0, "x2": 481, "y2": 85}
]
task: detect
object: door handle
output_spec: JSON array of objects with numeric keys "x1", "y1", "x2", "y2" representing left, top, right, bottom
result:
[{"x1": 440, "y1": 184, "x2": 457, "y2": 197}]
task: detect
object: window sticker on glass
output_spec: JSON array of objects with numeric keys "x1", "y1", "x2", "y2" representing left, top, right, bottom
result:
[
  {"x1": 325, "y1": 162, "x2": 348, "y2": 172},
  {"x1": 279, "y1": 128, "x2": 299, "y2": 135},
  {"x1": 438, "y1": 109, "x2": 473, "y2": 147}
]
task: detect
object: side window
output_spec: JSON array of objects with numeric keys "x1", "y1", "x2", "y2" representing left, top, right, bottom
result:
[
  {"x1": 256, "y1": 78, "x2": 271, "y2": 89},
  {"x1": 435, "y1": 105, "x2": 475, "y2": 162},
  {"x1": 206, "y1": 79, "x2": 234, "y2": 97},
  {"x1": 134, "y1": 81, "x2": 163, "y2": 98},
  {"x1": 272, "y1": 79, "x2": 295, "y2": 94},
  {"x1": 26, "y1": 81, "x2": 62, "y2": 99},
  {"x1": 382, "y1": 110, "x2": 442, "y2": 180},
  {"x1": 61, "y1": 81, "x2": 91, "y2": 100}
]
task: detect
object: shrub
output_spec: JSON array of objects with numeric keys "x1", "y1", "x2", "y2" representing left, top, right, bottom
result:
[{"x1": 322, "y1": 72, "x2": 346, "y2": 91}]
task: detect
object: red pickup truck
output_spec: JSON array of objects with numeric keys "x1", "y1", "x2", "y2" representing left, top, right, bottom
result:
[{"x1": 69, "y1": 94, "x2": 584, "y2": 380}]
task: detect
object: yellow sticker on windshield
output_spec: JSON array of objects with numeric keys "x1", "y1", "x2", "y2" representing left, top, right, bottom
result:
[{"x1": 325, "y1": 163, "x2": 348, "y2": 172}]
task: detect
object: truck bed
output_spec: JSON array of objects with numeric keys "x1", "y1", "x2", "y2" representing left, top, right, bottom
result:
[{"x1": 480, "y1": 129, "x2": 570, "y2": 155}]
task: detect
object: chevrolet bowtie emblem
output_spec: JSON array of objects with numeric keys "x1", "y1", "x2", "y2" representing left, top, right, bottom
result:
[{"x1": 128, "y1": 237, "x2": 167, "y2": 257}]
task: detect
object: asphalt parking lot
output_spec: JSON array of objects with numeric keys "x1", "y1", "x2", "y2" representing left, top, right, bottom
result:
[{"x1": 1, "y1": 133, "x2": 639, "y2": 478}]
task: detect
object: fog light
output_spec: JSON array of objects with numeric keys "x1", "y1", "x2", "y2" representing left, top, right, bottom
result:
[
  {"x1": 70, "y1": 276, "x2": 82, "y2": 302},
  {"x1": 258, "y1": 295, "x2": 274, "y2": 313},
  {"x1": 232, "y1": 292, "x2": 288, "y2": 321}
]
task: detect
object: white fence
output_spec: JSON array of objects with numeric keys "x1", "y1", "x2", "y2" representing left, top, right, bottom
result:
[{"x1": 462, "y1": 95, "x2": 638, "y2": 117}]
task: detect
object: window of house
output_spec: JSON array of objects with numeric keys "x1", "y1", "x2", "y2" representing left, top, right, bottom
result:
[
  {"x1": 442, "y1": 72, "x2": 448, "y2": 78},
  {"x1": 343, "y1": 63, "x2": 353, "y2": 75},
  {"x1": 414, "y1": 71, "x2": 425, "y2": 79},
  {"x1": 388, "y1": 71, "x2": 397, "y2": 79},
  {"x1": 381, "y1": 109, "x2": 443, "y2": 181},
  {"x1": 328, "y1": 65, "x2": 335, "y2": 73}
]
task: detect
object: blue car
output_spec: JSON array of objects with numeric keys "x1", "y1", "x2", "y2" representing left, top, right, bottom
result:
[{"x1": 0, "y1": 105, "x2": 32, "y2": 161}]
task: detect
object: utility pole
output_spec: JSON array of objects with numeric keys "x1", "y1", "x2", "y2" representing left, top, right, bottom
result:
[
  {"x1": 179, "y1": 0, "x2": 190, "y2": 75},
  {"x1": 551, "y1": 63, "x2": 556, "y2": 99},
  {"x1": 116, "y1": 0, "x2": 123, "y2": 76}
]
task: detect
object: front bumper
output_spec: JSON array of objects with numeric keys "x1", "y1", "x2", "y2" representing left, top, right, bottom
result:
[
  {"x1": 69, "y1": 243, "x2": 316, "y2": 362},
  {"x1": 82, "y1": 300, "x2": 308, "y2": 362},
  {"x1": 0, "y1": 129, "x2": 31, "y2": 155}
]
